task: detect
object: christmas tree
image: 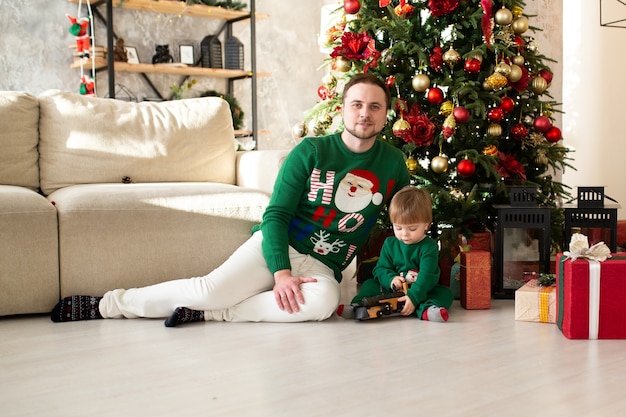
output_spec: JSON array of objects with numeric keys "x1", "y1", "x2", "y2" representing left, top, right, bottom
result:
[{"x1": 300, "y1": 0, "x2": 573, "y2": 252}]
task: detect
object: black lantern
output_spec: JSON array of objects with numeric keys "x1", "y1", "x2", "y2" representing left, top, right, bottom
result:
[
  {"x1": 224, "y1": 36, "x2": 244, "y2": 70},
  {"x1": 563, "y1": 187, "x2": 620, "y2": 252},
  {"x1": 201, "y1": 36, "x2": 222, "y2": 68},
  {"x1": 493, "y1": 186, "x2": 551, "y2": 299}
]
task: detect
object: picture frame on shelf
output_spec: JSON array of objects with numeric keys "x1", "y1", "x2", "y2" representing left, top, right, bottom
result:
[
  {"x1": 125, "y1": 47, "x2": 140, "y2": 64},
  {"x1": 177, "y1": 40, "x2": 198, "y2": 66}
]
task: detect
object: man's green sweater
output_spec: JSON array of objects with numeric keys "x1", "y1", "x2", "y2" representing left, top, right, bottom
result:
[{"x1": 257, "y1": 133, "x2": 409, "y2": 282}]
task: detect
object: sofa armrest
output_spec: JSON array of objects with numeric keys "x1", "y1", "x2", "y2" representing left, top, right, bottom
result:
[{"x1": 236, "y1": 150, "x2": 290, "y2": 195}]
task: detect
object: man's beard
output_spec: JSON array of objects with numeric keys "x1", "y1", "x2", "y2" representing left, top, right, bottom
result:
[{"x1": 344, "y1": 122, "x2": 382, "y2": 141}]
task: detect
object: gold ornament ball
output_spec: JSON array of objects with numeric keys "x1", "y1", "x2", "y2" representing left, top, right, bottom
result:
[
  {"x1": 291, "y1": 122, "x2": 308, "y2": 139},
  {"x1": 412, "y1": 73, "x2": 431, "y2": 92},
  {"x1": 333, "y1": 56, "x2": 352, "y2": 72},
  {"x1": 495, "y1": 62, "x2": 511, "y2": 77},
  {"x1": 392, "y1": 118, "x2": 411, "y2": 137},
  {"x1": 530, "y1": 76, "x2": 548, "y2": 94},
  {"x1": 430, "y1": 155, "x2": 449, "y2": 174},
  {"x1": 512, "y1": 6, "x2": 524, "y2": 17},
  {"x1": 406, "y1": 156, "x2": 418, "y2": 174},
  {"x1": 487, "y1": 123, "x2": 502, "y2": 137},
  {"x1": 322, "y1": 73, "x2": 337, "y2": 89},
  {"x1": 527, "y1": 39, "x2": 539, "y2": 53},
  {"x1": 512, "y1": 54, "x2": 525, "y2": 66},
  {"x1": 495, "y1": 7, "x2": 513, "y2": 26},
  {"x1": 508, "y1": 64, "x2": 523, "y2": 82},
  {"x1": 486, "y1": 72, "x2": 508, "y2": 90},
  {"x1": 439, "y1": 100, "x2": 454, "y2": 116},
  {"x1": 483, "y1": 144, "x2": 498, "y2": 156},
  {"x1": 443, "y1": 47, "x2": 461, "y2": 66},
  {"x1": 512, "y1": 16, "x2": 529, "y2": 34}
]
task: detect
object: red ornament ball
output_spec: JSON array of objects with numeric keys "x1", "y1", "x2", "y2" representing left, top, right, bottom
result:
[
  {"x1": 511, "y1": 123, "x2": 528, "y2": 141},
  {"x1": 385, "y1": 75, "x2": 395, "y2": 89},
  {"x1": 464, "y1": 58, "x2": 481, "y2": 74},
  {"x1": 317, "y1": 85, "x2": 329, "y2": 100},
  {"x1": 487, "y1": 107, "x2": 504, "y2": 123},
  {"x1": 533, "y1": 115, "x2": 552, "y2": 133},
  {"x1": 545, "y1": 126, "x2": 562, "y2": 142},
  {"x1": 457, "y1": 159, "x2": 476, "y2": 178},
  {"x1": 500, "y1": 96, "x2": 515, "y2": 114},
  {"x1": 453, "y1": 106, "x2": 470, "y2": 124},
  {"x1": 344, "y1": 0, "x2": 361, "y2": 14},
  {"x1": 427, "y1": 87, "x2": 444, "y2": 105}
]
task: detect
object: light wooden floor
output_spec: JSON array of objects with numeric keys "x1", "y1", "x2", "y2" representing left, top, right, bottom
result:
[{"x1": 2, "y1": 278, "x2": 625, "y2": 417}]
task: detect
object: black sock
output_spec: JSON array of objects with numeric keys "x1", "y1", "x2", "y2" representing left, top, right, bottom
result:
[
  {"x1": 164, "y1": 307, "x2": 204, "y2": 327},
  {"x1": 50, "y1": 296, "x2": 103, "y2": 322}
]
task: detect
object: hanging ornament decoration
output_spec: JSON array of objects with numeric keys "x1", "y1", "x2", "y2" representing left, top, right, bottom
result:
[
  {"x1": 535, "y1": 148, "x2": 549, "y2": 166},
  {"x1": 392, "y1": 118, "x2": 412, "y2": 138},
  {"x1": 317, "y1": 85, "x2": 330, "y2": 100},
  {"x1": 483, "y1": 144, "x2": 498, "y2": 156},
  {"x1": 412, "y1": 73, "x2": 430, "y2": 92},
  {"x1": 511, "y1": 122, "x2": 529, "y2": 141},
  {"x1": 487, "y1": 123, "x2": 503, "y2": 137},
  {"x1": 406, "y1": 155, "x2": 418, "y2": 175},
  {"x1": 453, "y1": 106, "x2": 470, "y2": 124},
  {"x1": 443, "y1": 46, "x2": 461, "y2": 68},
  {"x1": 487, "y1": 107, "x2": 504, "y2": 123},
  {"x1": 332, "y1": 56, "x2": 352, "y2": 72},
  {"x1": 322, "y1": 73, "x2": 337, "y2": 89},
  {"x1": 457, "y1": 158, "x2": 476, "y2": 178},
  {"x1": 533, "y1": 115, "x2": 552, "y2": 133},
  {"x1": 495, "y1": 61, "x2": 511, "y2": 78},
  {"x1": 526, "y1": 38, "x2": 539, "y2": 53},
  {"x1": 545, "y1": 126, "x2": 562, "y2": 143},
  {"x1": 500, "y1": 96, "x2": 515, "y2": 114},
  {"x1": 464, "y1": 58, "x2": 482, "y2": 74},
  {"x1": 512, "y1": 5, "x2": 524, "y2": 17},
  {"x1": 507, "y1": 64, "x2": 523, "y2": 83},
  {"x1": 292, "y1": 122, "x2": 308, "y2": 139},
  {"x1": 539, "y1": 69, "x2": 553, "y2": 85},
  {"x1": 385, "y1": 75, "x2": 395, "y2": 89},
  {"x1": 343, "y1": 0, "x2": 361, "y2": 15},
  {"x1": 442, "y1": 113, "x2": 456, "y2": 139},
  {"x1": 494, "y1": 7, "x2": 513, "y2": 26},
  {"x1": 394, "y1": 0, "x2": 415, "y2": 17},
  {"x1": 431, "y1": 155, "x2": 449, "y2": 174},
  {"x1": 530, "y1": 76, "x2": 548, "y2": 94},
  {"x1": 427, "y1": 86, "x2": 444, "y2": 105},
  {"x1": 512, "y1": 16, "x2": 530, "y2": 34},
  {"x1": 485, "y1": 72, "x2": 508, "y2": 90},
  {"x1": 439, "y1": 100, "x2": 454, "y2": 116},
  {"x1": 512, "y1": 54, "x2": 525, "y2": 66}
]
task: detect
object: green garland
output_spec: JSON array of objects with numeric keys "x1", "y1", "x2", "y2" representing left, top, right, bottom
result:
[{"x1": 201, "y1": 90, "x2": 244, "y2": 130}]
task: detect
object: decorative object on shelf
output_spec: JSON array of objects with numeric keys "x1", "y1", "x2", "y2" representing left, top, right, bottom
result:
[
  {"x1": 201, "y1": 90, "x2": 244, "y2": 130},
  {"x1": 114, "y1": 38, "x2": 128, "y2": 62},
  {"x1": 200, "y1": 35, "x2": 222, "y2": 68},
  {"x1": 563, "y1": 187, "x2": 621, "y2": 253},
  {"x1": 152, "y1": 44, "x2": 174, "y2": 64},
  {"x1": 67, "y1": 0, "x2": 97, "y2": 96},
  {"x1": 493, "y1": 186, "x2": 552, "y2": 299},
  {"x1": 224, "y1": 36, "x2": 244, "y2": 70},
  {"x1": 177, "y1": 41, "x2": 197, "y2": 65},
  {"x1": 125, "y1": 46, "x2": 140, "y2": 64}
]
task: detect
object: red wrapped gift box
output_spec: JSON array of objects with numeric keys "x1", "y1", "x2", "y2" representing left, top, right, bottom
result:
[
  {"x1": 556, "y1": 253, "x2": 626, "y2": 339},
  {"x1": 460, "y1": 250, "x2": 491, "y2": 310}
]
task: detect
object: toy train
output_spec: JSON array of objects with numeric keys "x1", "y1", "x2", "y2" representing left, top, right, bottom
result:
[{"x1": 353, "y1": 282, "x2": 411, "y2": 321}]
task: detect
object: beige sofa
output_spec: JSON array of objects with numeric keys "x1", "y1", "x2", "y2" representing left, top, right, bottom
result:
[{"x1": 0, "y1": 90, "x2": 288, "y2": 316}]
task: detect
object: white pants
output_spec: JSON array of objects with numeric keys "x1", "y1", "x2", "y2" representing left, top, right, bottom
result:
[{"x1": 99, "y1": 231, "x2": 341, "y2": 322}]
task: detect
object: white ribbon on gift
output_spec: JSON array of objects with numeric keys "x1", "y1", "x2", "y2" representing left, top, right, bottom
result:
[{"x1": 563, "y1": 233, "x2": 611, "y2": 339}]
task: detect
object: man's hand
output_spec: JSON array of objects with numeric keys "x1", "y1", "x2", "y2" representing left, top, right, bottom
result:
[{"x1": 273, "y1": 270, "x2": 318, "y2": 313}]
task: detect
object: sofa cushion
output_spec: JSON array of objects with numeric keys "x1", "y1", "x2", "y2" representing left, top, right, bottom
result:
[
  {"x1": 49, "y1": 182, "x2": 269, "y2": 296},
  {"x1": 38, "y1": 90, "x2": 236, "y2": 196},
  {"x1": 0, "y1": 91, "x2": 40, "y2": 190},
  {"x1": 0, "y1": 185, "x2": 59, "y2": 315}
]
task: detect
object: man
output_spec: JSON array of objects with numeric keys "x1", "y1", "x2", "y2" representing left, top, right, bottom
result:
[{"x1": 51, "y1": 73, "x2": 410, "y2": 326}]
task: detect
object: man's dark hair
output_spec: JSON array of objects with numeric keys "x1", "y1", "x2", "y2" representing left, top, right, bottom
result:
[{"x1": 342, "y1": 73, "x2": 391, "y2": 110}]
